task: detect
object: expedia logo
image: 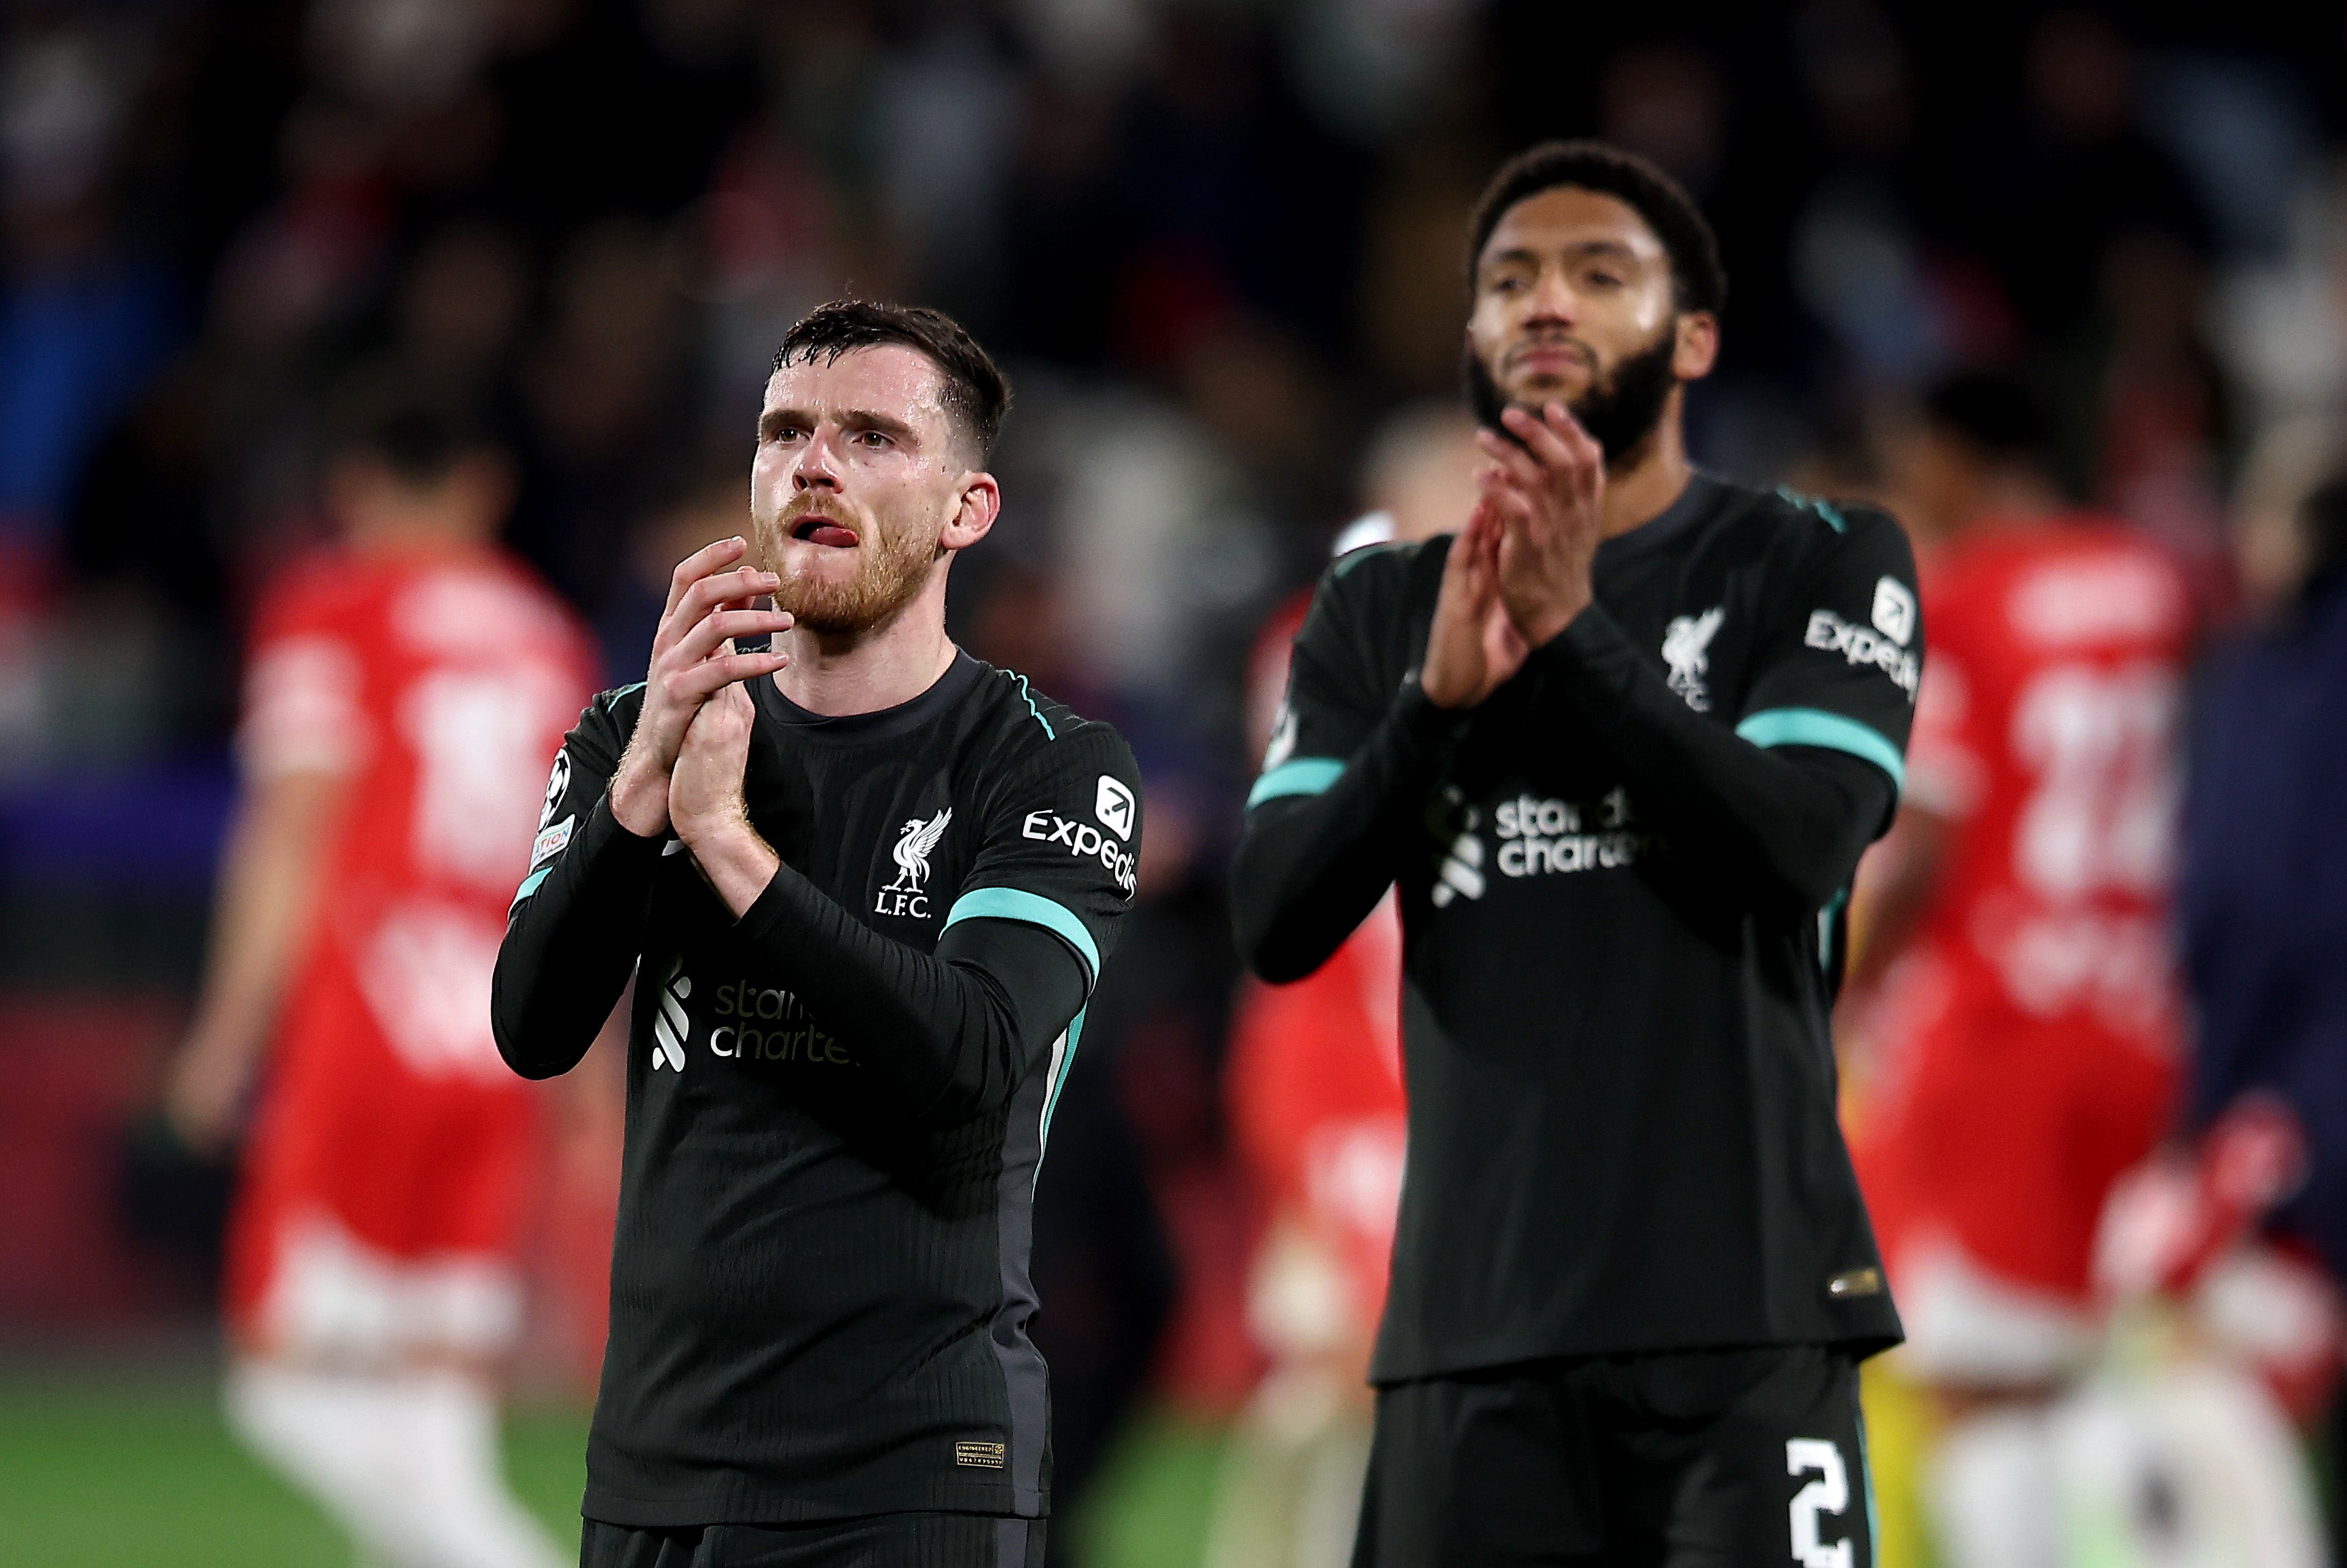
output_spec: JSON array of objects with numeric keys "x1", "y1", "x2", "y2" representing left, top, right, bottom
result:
[
  {"x1": 1805, "y1": 607, "x2": 1921, "y2": 700},
  {"x1": 1023, "y1": 808, "x2": 1138, "y2": 896},
  {"x1": 1095, "y1": 776, "x2": 1135, "y2": 841}
]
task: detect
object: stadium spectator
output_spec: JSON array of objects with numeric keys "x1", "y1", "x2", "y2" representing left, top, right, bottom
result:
[{"x1": 162, "y1": 384, "x2": 594, "y2": 1568}]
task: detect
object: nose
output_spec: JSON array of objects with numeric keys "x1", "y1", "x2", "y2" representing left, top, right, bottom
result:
[
  {"x1": 1523, "y1": 266, "x2": 1578, "y2": 327},
  {"x1": 793, "y1": 423, "x2": 845, "y2": 492}
]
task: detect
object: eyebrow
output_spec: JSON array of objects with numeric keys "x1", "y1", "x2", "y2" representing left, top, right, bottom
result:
[
  {"x1": 1480, "y1": 238, "x2": 1645, "y2": 274},
  {"x1": 759, "y1": 405, "x2": 922, "y2": 443}
]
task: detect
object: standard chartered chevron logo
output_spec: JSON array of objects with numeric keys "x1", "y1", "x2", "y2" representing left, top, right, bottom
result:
[
  {"x1": 652, "y1": 958, "x2": 691, "y2": 1072},
  {"x1": 1432, "y1": 831, "x2": 1485, "y2": 906},
  {"x1": 1426, "y1": 786, "x2": 1486, "y2": 908}
]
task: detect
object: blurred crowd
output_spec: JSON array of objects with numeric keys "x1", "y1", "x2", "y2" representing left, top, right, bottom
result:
[{"x1": 12, "y1": 0, "x2": 2347, "y2": 1563}]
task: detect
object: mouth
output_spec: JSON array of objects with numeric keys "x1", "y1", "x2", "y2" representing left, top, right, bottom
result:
[
  {"x1": 788, "y1": 515, "x2": 860, "y2": 549},
  {"x1": 1508, "y1": 342, "x2": 1591, "y2": 378}
]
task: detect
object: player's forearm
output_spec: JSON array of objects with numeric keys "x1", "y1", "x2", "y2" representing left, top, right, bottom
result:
[
  {"x1": 1231, "y1": 687, "x2": 1462, "y2": 983},
  {"x1": 492, "y1": 793, "x2": 663, "y2": 1078},
  {"x1": 733, "y1": 864, "x2": 1089, "y2": 1120},
  {"x1": 1529, "y1": 604, "x2": 1893, "y2": 911},
  {"x1": 175, "y1": 773, "x2": 340, "y2": 1105}
]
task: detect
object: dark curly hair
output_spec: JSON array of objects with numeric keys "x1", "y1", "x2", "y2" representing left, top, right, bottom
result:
[
  {"x1": 772, "y1": 299, "x2": 1013, "y2": 462},
  {"x1": 1467, "y1": 141, "x2": 1728, "y2": 318}
]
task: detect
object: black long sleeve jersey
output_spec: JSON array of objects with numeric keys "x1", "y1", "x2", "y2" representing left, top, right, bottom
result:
[
  {"x1": 1231, "y1": 474, "x2": 1917, "y2": 1383},
  {"x1": 493, "y1": 653, "x2": 1140, "y2": 1527}
]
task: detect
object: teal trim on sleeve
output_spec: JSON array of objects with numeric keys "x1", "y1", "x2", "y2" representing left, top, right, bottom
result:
[
  {"x1": 1736, "y1": 707, "x2": 1906, "y2": 793},
  {"x1": 1245, "y1": 756, "x2": 1345, "y2": 809},
  {"x1": 1040, "y1": 1009, "x2": 1085, "y2": 1157},
  {"x1": 509, "y1": 867, "x2": 551, "y2": 911},
  {"x1": 1775, "y1": 484, "x2": 1849, "y2": 533},
  {"x1": 1817, "y1": 887, "x2": 1850, "y2": 975},
  {"x1": 1001, "y1": 670, "x2": 1057, "y2": 740},
  {"x1": 944, "y1": 886, "x2": 1099, "y2": 989}
]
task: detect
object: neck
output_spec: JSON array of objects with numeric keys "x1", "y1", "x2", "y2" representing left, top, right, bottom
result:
[
  {"x1": 772, "y1": 570, "x2": 958, "y2": 717},
  {"x1": 345, "y1": 520, "x2": 492, "y2": 558},
  {"x1": 1598, "y1": 395, "x2": 1694, "y2": 539},
  {"x1": 1964, "y1": 467, "x2": 2067, "y2": 528}
]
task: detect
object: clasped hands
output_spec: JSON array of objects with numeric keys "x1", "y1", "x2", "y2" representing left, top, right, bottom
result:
[
  {"x1": 609, "y1": 536, "x2": 793, "y2": 911},
  {"x1": 1420, "y1": 402, "x2": 1606, "y2": 711}
]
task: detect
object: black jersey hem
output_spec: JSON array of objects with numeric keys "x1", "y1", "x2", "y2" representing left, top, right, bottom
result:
[
  {"x1": 1367, "y1": 1321, "x2": 1905, "y2": 1387},
  {"x1": 581, "y1": 1479, "x2": 1045, "y2": 1529}
]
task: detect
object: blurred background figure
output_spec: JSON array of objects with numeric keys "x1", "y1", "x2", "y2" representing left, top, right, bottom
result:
[
  {"x1": 1203, "y1": 404, "x2": 1474, "y2": 1568},
  {"x1": 1846, "y1": 370, "x2": 2323, "y2": 1567},
  {"x1": 2181, "y1": 468, "x2": 2347, "y2": 1564},
  {"x1": 161, "y1": 387, "x2": 594, "y2": 1568},
  {"x1": 7, "y1": 3, "x2": 2347, "y2": 1563}
]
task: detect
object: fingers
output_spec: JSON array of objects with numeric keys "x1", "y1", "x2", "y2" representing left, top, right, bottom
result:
[
  {"x1": 1538, "y1": 401, "x2": 1605, "y2": 470},
  {"x1": 1476, "y1": 467, "x2": 1537, "y2": 528},
  {"x1": 677, "y1": 680, "x2": 756, "y2": 750},
  {"x1": 658, "y1": 566, "x2": 782, "y2": 653},
  {"x1": 671, "y1": 606, "x2": 795, "y2": 667},
  {"x1": 659, "y1": 649, "x2": 790, "y2": 709},
  {"x1": 663, "y1": 536, "x2": 752, "y2": 620},
  {"x1": 1499, "y1": 402, "x2": 1600, "y2": 477},
  {"x1": 1476, "y1": 427, "x2": 1545, "y2": 491}
]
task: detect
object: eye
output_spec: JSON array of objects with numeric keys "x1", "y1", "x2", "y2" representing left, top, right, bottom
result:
[
  {"x1": 855, "y1": 429, "x2": 893, "y2": 449},
  {"x1": 766, "y1": 423, "x2": 805, "y2": 444},
  {"x1": 1585, "y1": 270, "x2": 1623, "y2": 290}
]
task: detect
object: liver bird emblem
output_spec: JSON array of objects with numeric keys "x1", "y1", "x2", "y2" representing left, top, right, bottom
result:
[
  {"x1": 888, "y1": 807, "x2": 953, "y2": 892},
  {"x1": 1662, "y1": 606, "x2": 1726, "y2": 710}
]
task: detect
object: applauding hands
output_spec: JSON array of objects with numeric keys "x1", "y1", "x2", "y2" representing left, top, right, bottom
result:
[
  {"x1": 609, "y1": 536, "x2": 793, "y2": 840},
  {"x1": 1421, "y1": 401, "x2": 1607, "y2": 710}
]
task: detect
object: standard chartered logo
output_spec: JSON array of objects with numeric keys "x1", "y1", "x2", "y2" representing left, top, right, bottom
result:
[
  {"x1": 1430, "y1": 787, "x2": 1653, "y2": 905},
  {"x1": 1426, "y1": 787, "x2": 1485, "y2": 907},
  {"x1": 647, "y1": 958, "x2": 854, "y2": 1071},
  {"x1": 1493, "y1": 788, "x2": 1649, "y2": 877},
  {"x1": 652, "y1": 958, "x2": 690, "y2": 1071},
  {"x1": 711, "y1": 976, "x2": 852, "y2": 1064}
]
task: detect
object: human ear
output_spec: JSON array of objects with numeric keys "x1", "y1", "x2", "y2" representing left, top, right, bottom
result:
[
  {"x1": 940, "y1": 471, "x2": 1000, "y2": 552},
  {"x1": 1673, "y1": 312, "x2": 1720, "y2": 381}
]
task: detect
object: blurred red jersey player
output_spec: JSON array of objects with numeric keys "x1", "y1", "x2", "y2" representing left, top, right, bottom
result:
[
  {"x1": 166, "y1": 386, "x2": 594, "y2": 1568},
  {"x1": 1207, "y1": 406, "x2": 1473, "y2": 1568},
  {"x1": 1849, "y1": 372, "x2": 2189, "y2": 1567}
]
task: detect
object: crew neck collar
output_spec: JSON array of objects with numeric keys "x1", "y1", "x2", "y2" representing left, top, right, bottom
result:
[
  {"x1": 1596, "y1": 469, "x2": 1722, "y2": 569},
  {"x1": 754, "y1": 649, "x2": 981, "y2": 742}
]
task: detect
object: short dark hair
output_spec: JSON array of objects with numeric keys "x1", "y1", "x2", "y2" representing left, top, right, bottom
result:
[
  {"x1": 1922, "y1": 370, "x2": 2054, "y2": 466},
  {"x1": 1468, "y1": 140, "x2": 1728, "y2": 318},
  {"x1": 329, "y1": 375, "x2": 498, "y2": 486},
  {"x1": 771, "y1": 299, "x2": 1013, "y2": 463}
]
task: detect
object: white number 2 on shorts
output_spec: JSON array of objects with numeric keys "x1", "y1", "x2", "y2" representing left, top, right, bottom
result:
[{"x1": 1787, "y1": 1438, "x2": 1853, "y2": 1568}]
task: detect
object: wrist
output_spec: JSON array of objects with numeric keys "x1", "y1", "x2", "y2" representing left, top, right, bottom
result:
[
  {"x1": 608, "y1": 745, "x2": 670, "y2": 837},
  {"x1": 686, "y1": 814, "x2": 779, "y2": 918},
  {"x1": 1520, "y1": 592, "x2": 1590, "y2": 649}
]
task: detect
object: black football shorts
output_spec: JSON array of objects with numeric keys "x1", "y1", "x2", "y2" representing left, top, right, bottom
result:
[
  {"x1": 580, "y1": 1513, "x2": 1045, "y2": 1568},
  {"x1": 1353, "y1": 1343, "x2": 1874, "y2": 1568}
]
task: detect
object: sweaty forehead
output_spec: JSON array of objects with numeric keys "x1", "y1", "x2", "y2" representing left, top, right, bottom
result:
[
  {"x1": 763, "y1": 344, "x2": 950, "y2": 423},
  {"x1": 1478, "y1": 186, "x2": 1667, "y2": 271}
]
